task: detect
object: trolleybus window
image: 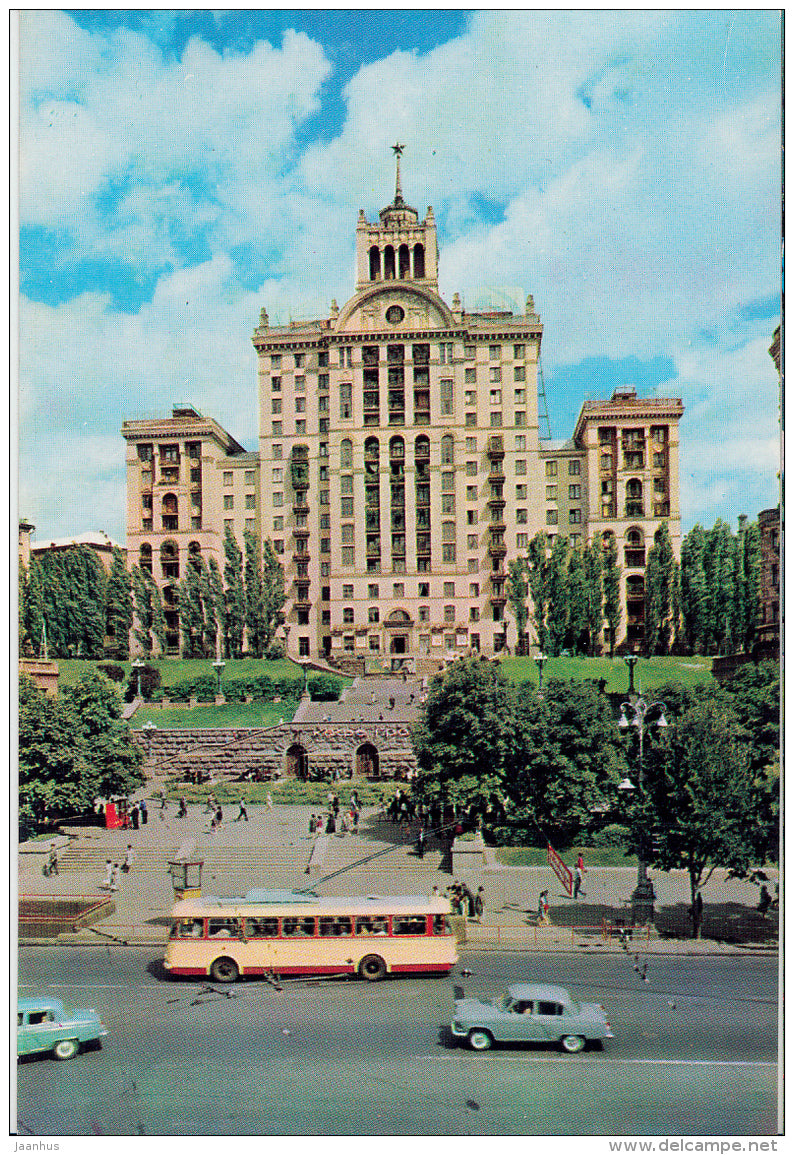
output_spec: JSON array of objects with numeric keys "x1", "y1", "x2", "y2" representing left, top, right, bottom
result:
[
  {"x1": 319, "y1": 916, "x2": 353, "y2": 937},
  {"x1": 282, "y1": 916, "x2": 316, "y2": 938},
  {"x1": 244, "y1": 917, "x2": 279, "y2": 939},
  {"x1": 355, "y1": 916, "x2": 388, "y2": 936},
  {"x1": 432, "y1": 915, "x2": 451, "y2": 935},
  {"x1": 392, "y1": 915, "x2": 427, "y2": 935},
  {"x1": 173, "y1": 918, "x2": 205, "y2": 939},
  {"x1": 208, "y1": 918, "x2": 238, "y2": 938}
]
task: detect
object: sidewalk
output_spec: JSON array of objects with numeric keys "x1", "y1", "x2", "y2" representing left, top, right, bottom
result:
[{"x1": 18, "y1": 802, "x2": 778, "y2": 955}]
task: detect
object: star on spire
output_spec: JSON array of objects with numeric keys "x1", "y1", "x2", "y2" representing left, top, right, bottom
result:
[{"x1": 391, "y1": 142, "x2": 405, "y2": 205}]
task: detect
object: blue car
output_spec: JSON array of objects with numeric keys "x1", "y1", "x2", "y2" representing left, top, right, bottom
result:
[
  {"x1": 451, "y1": 982, "x2": 614, "y2": 1053},
  {"x1": 18, "y1": 997, "x2": 108, "y2": 1061}
]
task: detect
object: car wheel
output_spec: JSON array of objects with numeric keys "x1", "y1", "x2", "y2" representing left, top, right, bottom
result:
[
  {"x1": 468, "y1": 1029, "x2": 493, "y2": 1051},
  {"x1": 210, "y1": 956, "x2": 240, "y2": 983},
  {"x1": 358, "y1": 954, "x2": 387, "y2": 982},
  {"x1": 560, "y1": 1034, "x2": 586, "y2": 1054},
  {"x1": 53, "y1": 1038, "x2": 79, "y2": 1061}
]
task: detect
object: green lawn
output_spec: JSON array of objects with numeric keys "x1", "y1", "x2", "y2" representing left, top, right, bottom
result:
[
  {"x1": 52, "y1": 657, "x2": 349, "y2": 689},
  {"x1": 494, "y1": 846, "x2": 639, "y2": 868},
  {"x1": 130, "y1": 700, "x2": 296, "y2": 729},
  {"x1": 499, "y1": 654, "x2": 714, "y2": 692}
]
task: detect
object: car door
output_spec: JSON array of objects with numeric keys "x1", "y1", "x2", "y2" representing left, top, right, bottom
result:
[
  {"x1": 502, "y1": 1000, "x2": 545, "y2": 1043},
  {"x1": 21, "y1": 1009, "x2": 61, "y2": 1055},
  {"x1": 533, "y1": 999, "x2": 566, "y2": 1043}
]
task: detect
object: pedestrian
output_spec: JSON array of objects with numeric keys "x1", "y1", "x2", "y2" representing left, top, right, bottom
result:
[
  {"x1": 178, "y1": 797, "x2": 187, "y2": 818},
  {"x1": 236, "y1": 798, "x2": 249, "y2": 822},
  {"x1": 351, "y1": 807, "x2": 360, "y2": 833},
  {"x1": 140, "y1": 799, "x2": 148, "y2": 825},
  {"x1": 416, "y1": 828, "x2": 425, "y2": 858},
  {"x1": 266, "y1": 792, "x2": 274, "y2": 810},
  {"x1": 573, "y1": 853, "x2": 587, "y2": 900},
  {"x1": 315, "y1": 814, "x2": 324, "y2": 836},
  {"x1": 122, "y1": 844, "x2": 134, "y2": 873},
  {"x1": 332, "y1": 794, "x2": 340, "y2": 816},
  {"x1": 389, "y1": 696, "x2": 395, "y2": 710},
  {"x1": 47, "y1": 845, "x2": 59, "y2": 876},
  {"x1": 205, "y1": 793, "x2": 216, "y2": 814},
  {"x1": 215, "y1": 805, "x2": 223, "y2": 830},
  {"x1": 308, "y1": 813, "x2": 317, "y2": 837},
  {"x1": 101, "y1": 859, "x2": 113, "y2": 890},
  {"x1": 326, "y1": 812, "x2": 336, "y2": 835},
  {"x1": 110, "y1": 862, "x2": 120, "y2": 891},
  {"x1": 159, "y1": 794, "x2": 167, "y2": 811},
  {"x1": 758, "y1": 885, "x2": 772, "y2": 916},
  {"x1": 475, "y1": 887, "x2": 485, "y2": 920},
  {"x1": 538, "y1": 890, "x2": 550, "y2": 925},
  {"x1": 130, "y1": 803, "x2": 140, "y2": 830}
]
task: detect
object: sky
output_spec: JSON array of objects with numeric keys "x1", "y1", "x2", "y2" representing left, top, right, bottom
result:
[{"x1": 17, "y1": 9, "x2": 782, "y2": 543}]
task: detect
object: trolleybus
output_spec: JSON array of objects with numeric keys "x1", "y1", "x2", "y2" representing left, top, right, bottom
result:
[{"x1": 164, "y1": 889, "x2": 458, "y2": 982}]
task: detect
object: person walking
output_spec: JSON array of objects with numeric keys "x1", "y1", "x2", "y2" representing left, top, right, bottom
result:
[
  {"x1": 122, "y1": 844, "x2": 134, "y2": 874},
  {"x1": 46, "y1": 845, "x2": 59, "y2": 877},
  {"x1": 308, "y1": 813, "x2": 317, "y2": 838},
  {"x1": 266, "y1": 792, "x2": 274, "y2": 810},
  {"x1": 326, "y1": 812, "x2": 336, "y2": 835},
  {"x1": 215, "y1": 805, "x2": 223, "y2": 830},
  {"x1": 415, "y1": 828, "x2": 425, "y2": 859},
  {"x1": 538, "y1": 890, "x2": 550, "y2": 925},
  {"x1": 475, "y1": 887, "x2": 485, "y2": 920},
  {"x1": 110, "y1": 862, "x2": 120, "y2": 891},
  {"x1": 573, "y1": 853, "x2": 587, "y2": 900},
  {"x1": 101, "y1": 859, "x2": 113, "y2": 890},
  {"x1": 130, "y1": 803, "x2": 140, "y2": 831},
  {"x1": 205, "y1": 793, "x2": 216, "y2": 815},
  {"x1": 139, "y1": 799, "x2": 148, "y2": 825},
  {"x1": 178, "y1": 797, "x2": 187, "y2": 818},
  {"x1": 235, "y1": 798, "x2": 249, "y2": 822}
]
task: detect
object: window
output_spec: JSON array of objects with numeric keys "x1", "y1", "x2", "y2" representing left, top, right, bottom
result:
[
  {"x1": 569, "y1": 534, "x2": 581, "y2": 547},
  {"x1": 273, "y1": 492, "x2": 283, "y2": 507},
  {"x1": 273, "y1": 539, "x2": 284, "y2": 553},
  {"x1": 514, "y1": 389, "x2": 526, "y2": 405},
  {"x1": 442, "y1": 494, "x2": 456, "y2": 514},
  {"x1": 467, "y1": 510, "x2": 477, "y2": 525},
  {"x1": 440, "y1": 380, "x2": 454, "y2": 415},
  {"x1": 516, "y1": 508, "x2": 527, "y2": 524},
  {"x1": 490, "y1": 389, "x2": 502, "y2": 406},
  {"x1": 653, "y1": 452, "x2": 666, "y2": 468},
  {"x1": 367, "y1": 607, "x2": 379, "y2": 624},
  {"x1": 271, "y1": 397, "x2": 282, "y2": 414},
  {"x1": 465, "y1": 486, "x2": 477, "y2": 503},
  {"x1": 320, "y1": 514, "x2": 330, "y2": 529},
  {"x1": 340, "y1": 347, "x2": 353, "y2": 368},
  {"x1": 295, "y1": 396, "x2": 306, "y2": 413},
  {"x1": 295, "y1": 419, "x2": 306, "y2": 435},
  {"x1": 489, "y1": 344, "x2": 501, "y2": 360},
  {"x1": 465, "y1": 368, "x2": 477, "y2": 385},
  {"x1": 654, "y1": 477, "x2": 666, "y2": 494},
  {"x1": 418, "y1": 605, "x2": 430, "y2": 622},
  {"x1": 439, "y1": 342, "x2": 454, "y2": 363},
  {"x1": 515, "y1": 435, "x2": 526, "y2": 451},
  {"x1": 273, "y1": 444, "x2": 282, "y2": 459},
  {"x1": 271, "y1": 376, "x2": 281, "y2": 391},
  {"x1": 569, "y1": 485, "x2": 581, "y2": 499},
  {"x1": 465, "y1": 344, "x2": 476, "y2": 359},
  {"x1": 514, "y1": 344, "x2": 525, "y2": 359},
  {"x1": 546, "y1": 510, "x2": 558, "y2": 525},
  {"x1": 340, "y1": 475, "x2": 353, "y2": 496},
  {"x1": 341, "y1": 547, "x2": 354, "y2": 565},
  {"x1": 244, "y1": 470, "x2": 255, "y2": 485},
  {"x1": 444, "y1": 604, "x2": 455, "y2": 622},
  {"x1": 516, "y1": 484, "x2": 527, "y2": 500},
  {"x1": 341, "y1": 584, "x2": 354, "y2": 599},
  {"x1": 340, "y1": 383, "x2": 352, "y2": 419},
  {"x1": 393, "y1": 915, "x2": 428, "y2": 936},
  {"x1": 514, "y1": 364, "x2": 526, "y2": 381},
  {"x1": 545, "y1": 461, "x2": 558, "y2": 477},
  {"x1": 294, "y1": 353, "x2": 305, "y2": 369},
  {"x1": 341, "y1": 524, "x2": 354, "y2": 544},
  {"x1": 489, "y1": 367, "x2": 502, "y2": 384},
  {"x1": 441, "y1": 472, "x2": 455, "y2": 492},
  {"x1": 319, "y1": 490, "x2": 330, "y2": 505},
  {"x1": 224, "y1": 471, "x2": 233, "y2": 487},
  {"x1": 224, "y1": 495, "x2": 234, "y2": 510},
  {"x1": 272, "y1": 422, "x2": 282, "y2": 436},
  {"x1": 271, "y1": 355, "x2": 282, "y2": 369},
  {"x1": 341, "y1": 498, "x2": 354, "y2": 517},
  {"x1": 343, "y1": 607, "x2": 354, "y2": 624},
  {"x1": 442, "y1": 522, "x2": 455, "y2": 542},
  {"x1": 273, "y1": 516, "x2": 283, "y2": 531},
  {"x1": 468, "y1": 533, "x2": 478, "y2": 549},
  {"x1": 245, "y1": 494, "x2": 255, "y2": 509},
  {"x1": 490, "y1": 412, "x2": 502, "y2": 427},
  {"x1": 569, "y1": 508, "x2": 581, "y2": 524},
  {"x1": 392, "y1": 582, "x2": 405, "y2": 598},
  {"x1": 516, "y1": 533, "x2": 528, "y2": 549},
  {"x1": 546, "y1": 485, "x2": 557, "y2": 500},
  {"x1": 468, "y1": 558, "x2": 478, "y2": 573},
  {"x1": 466, "y1": 437, "x2": 477, "y2": 453},
  {"x1": 321, "y1": 538, "x2": 331, "y2": 553},
  {"x1": 515, "y1": 411, "x2": 526, "y2": 426},
  {"x1": 569, "y1": 460, "x2": 581, "y2": 475},
  {"x1": 515, "y1": 459, "x2": 526, "y2": 474},
  {"x1": 321, "y1": 562, "x2": 330, "y2": 576}
]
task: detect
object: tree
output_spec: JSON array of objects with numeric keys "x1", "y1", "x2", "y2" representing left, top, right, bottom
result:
[
  {"x1": 640, "y1": 695, "x2": 762, "y2": 937},
  {"x1": 644, "y1": 523, "x2": 677, "y2": 656},
  {"x1": 680, "y1": 524, "x2": 709, "y2": 653},
  {"x1": 583, "y1": 541, "x2": 604, "y2": 656},
  {"x1": 411, "y1": 657, "x2": 524, "y2": 813},
  {"x1": 507, "y1": 679, "x2": 627, "y2": 845},
  {"x1": 243, "y1": 529, "x2": 266, "y2": 657},
  {"x1": 132, "y1": 565, "x2": 166, "y2": 657},
  {"x1": 564, "y1": 546, "x2": 589, "y2": 655},
  {"x1": 603, "y1": 535, "x2": 622, "y2": 657},
  {"x1": 223, "y1": 524, "x2": 246, "y2": 658},
  {"x1": 19, "y1": 560, "x2": 45, "y2": 657},
  {"x1": 704, "y1": 520, "x2": 735, "y2": 654},
  {"x1": 526, "y1": 533, "x2": 548, "y2": 651},
  {"x1": 261, "y1": 539, "x2": 286, "y2": 650},
  {"x1": 34, "y1": 546, "x2": 107, "y2": 657},
  {"x1": 545, "y1": 536, "x2": 569, "y2": 656},
  {"x1": 506, "y1": 557, "x2": 529, "y2": 654},
  {"x1": 19, "y1": 673, "x2": 144, "y2": 836},
  {"x1": 737, "y1": 517, "x2": 761, "y2": 652},
  {"x1": 105, "y1": 546, "x2": 133, "y2": 659},
  {"x1": 204, "y1": 557, "x2": 225, "y2": 658},
  {"x1": 179, "y1": 555, "x2": 207, "y2": 657}
]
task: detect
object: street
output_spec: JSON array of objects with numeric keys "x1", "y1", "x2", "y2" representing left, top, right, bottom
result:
[{"x1": 16, "y1": 946, "x2": 779, "y2": 1136}]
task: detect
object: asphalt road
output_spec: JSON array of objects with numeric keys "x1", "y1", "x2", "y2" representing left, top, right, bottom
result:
[{"x1": 16, "y1": 947, "x2": 779, "y2": 1137}]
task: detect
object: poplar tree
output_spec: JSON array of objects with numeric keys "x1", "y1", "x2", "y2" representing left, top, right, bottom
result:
[
  {"x1": 565, "y1": 546, "x2": 589, "y2": 655},
  {"x1": 644, "y1": 523, "x2": 676, "y2": 656},
  {"x1": 20, "y1": 560, "x2": 45, "y2": 657},
  {"x1": 261, "y1": 539, "x2": 286, "y2": 650},
  {"x1": 506, "y1": 557, "x2": 529, "y2": 654},
  {"x1": 179, "y1": 555, "x2": 206, "y2": 657},
  {"x1": 603, "y1": 535, "x2": 622, "y2": 658},
  {"x1": 223, "y1": 523, "x2": 246, "y2": 658},
  {"x1": 205, "y1": 557, "x2": 225, "y2": 657},
  {"x1": 105, "y1": 546, "x2": 133, "y2": 659},
  {"x1": 244, "y1": 528, "x2": 266, "y2": 658},
  {"x1": 132, "y1": 565, "x2": 166, "y2": 657},
  {"x1": 583, "y1": 540, "x2": 604, "y2": 655},
  {"x1": 680, "y1": 524, "x2": 708, "y2": 653},
  {"x1": 526, "y1": 533, "x2": 548, "y2": 651},
  {"x1": 737, "y1": 517, "x2": 761, "y2": 652},
  {"x1": 545, "y1": 535, "x2": 569, "y2": 656}
]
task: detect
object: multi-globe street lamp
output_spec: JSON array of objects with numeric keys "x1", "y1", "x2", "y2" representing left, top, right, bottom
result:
[
  {"x1": 132, "y1": 658, "x2": 145, "y2": 699},
  {"x1": 212, "y1": 657, "x2": 226, "y2": 697},
  {"x1": 618, "y1": 694, "x2": 668, "y2": 925},
  {"x1": 534, "y1": 651, "x2": 547, "y2": 694}
]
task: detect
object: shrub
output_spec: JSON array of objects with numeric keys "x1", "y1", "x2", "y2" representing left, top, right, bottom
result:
[
  {"x1": 590, "y1": 823, "x2": 631, "y2": 848},
  {"x1": 307, "y1": 675, "x2": 342, "y2": 701},
  {"x1": 125, "y1": 664, "x2": 162, "y2": 701},
  {"x1": 98, "y1": 663, "x2": 125, "y2": 683},
  {"x1": 247, "y1": 674, "x2": 275, "y2": 698},
  {"x1": 265, "y1": 641, "x2": 285, "y2": 660}
]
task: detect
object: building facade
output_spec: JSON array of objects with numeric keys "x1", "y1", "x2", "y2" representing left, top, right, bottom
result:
[{"x1": 122, "y1": 154, "x2": 683, "y2": 663}]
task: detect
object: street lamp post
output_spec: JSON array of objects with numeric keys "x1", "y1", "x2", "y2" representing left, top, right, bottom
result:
[
  {"x1": 534, "y1": 651, "x2": 547, "y2": 694},
  {"x1": 141, "y1": 720, "x2": 158, "y2": 763},
  {"x1": 132, "y1": 658, "x2": 145, "y2": 699},
  {"x1": 212, "y1": 657, "x2": 226, "y2": 697},
  {"x1": 618, "y1": 696, "x2": 668, "y2": 925},
  {"x1": 624, "y1": 654, "x2": 639, "y2": 696},
  {"x1": 283, "y1": 625, "x2": 291, "y2": 658}
]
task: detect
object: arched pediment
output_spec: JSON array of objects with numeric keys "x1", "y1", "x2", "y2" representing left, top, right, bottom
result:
[{"x1": 335, "y1": 283, "x2": 455, "y2": 334}]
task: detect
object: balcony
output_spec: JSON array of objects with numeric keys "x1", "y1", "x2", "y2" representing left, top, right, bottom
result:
[
  {"x1": 489, "y1": 592, "x2": 507, "y2": 606},
  {"x1": 414, "y1": 441, "x2": 430, "y2": 460},
  {"x1": 294, "y1": 599, "x2": 313, "y2": 612},
  {"x1": 624, "y1": 549, "x2": 645, "y2": 567},
  {"x1": 488, "y1": 539, "x2": 507, "y2": 558},
  {"x1": 487, "y1": 437, "x2": 505, "y2": 459},
  {"x1": 292, "y1": 499, "x2": 310, "y2": 515},
  {"x1": 292, "y1": 549, "x2": 311, "y2": 564},
  {"x1": 292, "y1": 526, "x2": 310, "y2": 539},
  {"x1": 487, "y1": 492, "x2": 506, "y2": 508},
  {"x1": 625, "y1": 503, "x2": 644, "y2": 518}
]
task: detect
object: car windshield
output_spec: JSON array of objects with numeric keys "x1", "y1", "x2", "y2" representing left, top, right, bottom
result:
[{"x1": 498, "y1": 994, "x2": 514, "y2": 1011}]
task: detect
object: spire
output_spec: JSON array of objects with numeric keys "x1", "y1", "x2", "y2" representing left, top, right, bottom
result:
[{"x1": 391, "y1": 141, "x2": 405, "y2": 206}]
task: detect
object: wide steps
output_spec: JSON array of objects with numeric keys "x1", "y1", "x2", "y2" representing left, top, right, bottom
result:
[{"x1": 56, "y1": 845, "x2": 312, "y2": 873}]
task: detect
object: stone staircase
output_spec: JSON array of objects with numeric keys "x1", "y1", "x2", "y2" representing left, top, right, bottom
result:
[
  {"x1": 317, "y1": 826, "x2": 445, "y2": 878},
  {"x1": 57, "y1": 843, "x2": 312, "y2": 874}
]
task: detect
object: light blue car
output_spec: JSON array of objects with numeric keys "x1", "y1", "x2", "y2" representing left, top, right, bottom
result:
[
  {"x1": 451, "y1": 982, "x2": 614, "y2": 1053},
  {"x1": 18, "y1": 997, "x2": 108, "y2": 1061}
]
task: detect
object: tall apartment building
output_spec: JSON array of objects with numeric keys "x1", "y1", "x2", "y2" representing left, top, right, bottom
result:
[{"x1": 122, "y1": 151, "x2": 683, "y2": 662}]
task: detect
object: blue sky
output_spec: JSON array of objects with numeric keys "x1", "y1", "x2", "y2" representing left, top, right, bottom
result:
[{"x1": 18, "y1": 10, "x2": 781, "y2": 542}]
